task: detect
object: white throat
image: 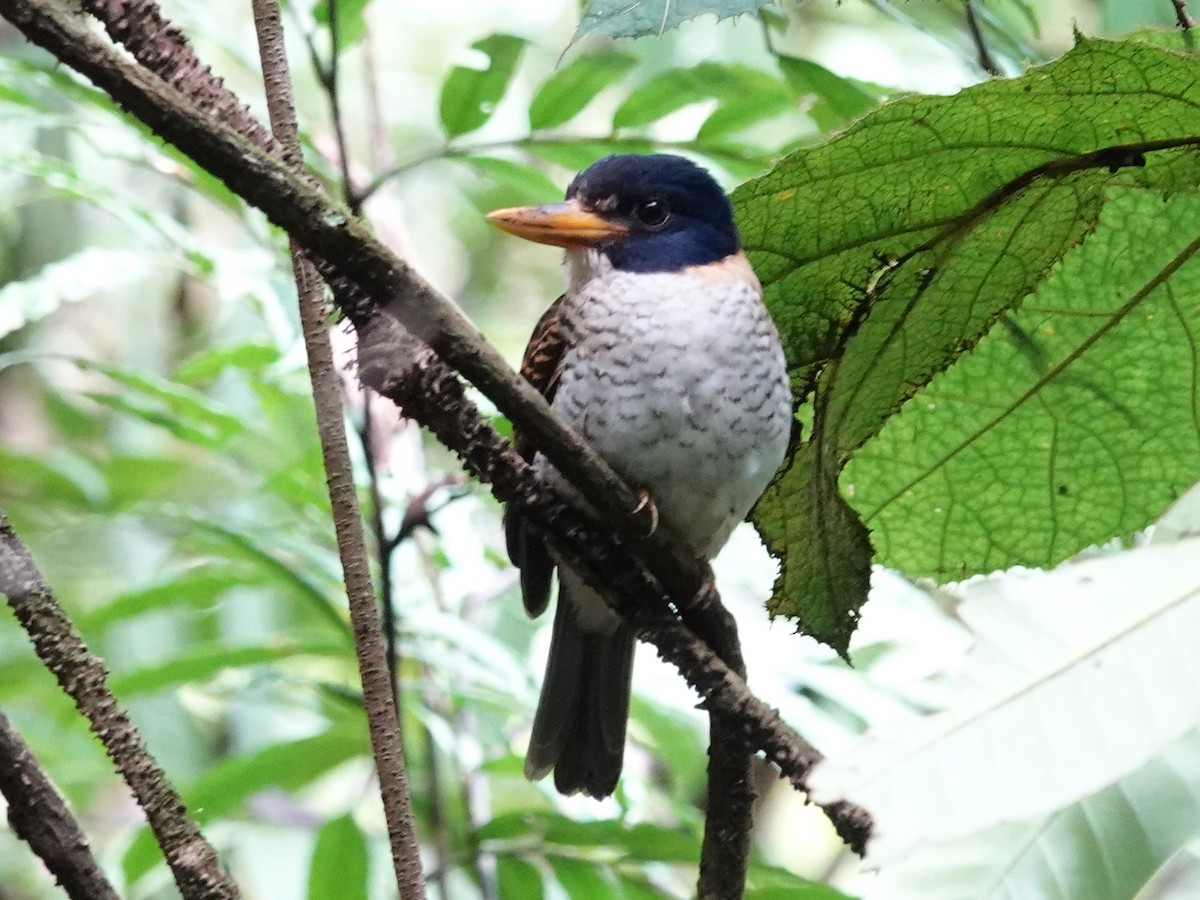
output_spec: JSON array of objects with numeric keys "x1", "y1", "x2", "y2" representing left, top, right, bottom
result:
[{"x1": 564, "y1": 248, "x2": 613, "y2": 294}]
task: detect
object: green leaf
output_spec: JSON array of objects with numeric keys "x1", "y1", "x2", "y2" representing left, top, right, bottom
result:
[
  {"x1": 313, "y1": 0, "x2": 371, "y2": 50},
  {"x1": 42, "y1": 391, "x2": 106, "y2": 441},
  {"x1": 696, "y1": 69, "x2": 795, "y2": 140},
  {"x1": 98, "y1": 455, "x2": 192, "y2": 508},
  {"x1": 746, "y1": 884, "x2": 856, "y2": 900},
  {"x1": 613, "y1": 63, "x2": 786, "y2": 130},
  {"x1": 109, "y1": 640, "x2": 345, "y2": 697},
  {"x1": 813, "y1": 539, "x2": 1200, "y2": 862},
  {"x1": 745, "y1": 857, "x2": 857, "y2": 900},
  {"x1": 172, "y1": 516, "x2": 350, "y2": 638},
  {"x1": 439, "y1": 34, "x2": 527, "y2": 138},
  {"x1": 498, "y1": 857, "x2": 544, "y2": 900},
  {"x1": 83, "y1": 567, "x2": 242, "y2": 630},
  {"x1": 755, "y1": 445, "x2": 872, "y2": 653},
  {"x1": 629, "y1": 696, "x2": 706, "y2": 794},
  {"x1": 0, "y1": 448, "x2": 103, "y2": 509},
  {"x1": 0, "y1": 248, "x2": 153, "y2": 340},
  {"x1": 307, "y1": 815, "x2": 369, "y2": 900},
  {"x1": 528, "y1": 51, "x2": 637, "y2": 130},
  {"x1": 618, "y1": 823, "x2": 700, "y2": 862},
  {"x1": 526, "y1": 137, "x2": 656, "y2": 171},
  {"x1": 458, "y1": 155, "x2": 562, "y2": 209},
  {"x1": 615, "y1": 873, "x2": 674, "y2": 899},
  {"x1": 549, "y1": 858, "x2": 619, "y2": 896},
  {"x1": 573, "y1": 0, "x2": 770, "y2": 41},
  {"x1": 849, "y1": 189, "x2": 1200, "y2": 579},
  {"x1": 738, "y1": 37, "x2": 1200, "y2": 650},
  {"x1": 81, "y1": 362, "x2": 244, "y2": 449},
  {"x1": 173, "y1": 343, "x2": 281, "y2": 384},
  {"x1": 480, "y1": 812, "x2": 699, "y2": 863},
  {"x1": 774, "y1": 55, "x2": 880, "y2": 131}
]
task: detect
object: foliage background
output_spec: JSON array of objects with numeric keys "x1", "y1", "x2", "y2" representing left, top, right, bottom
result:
[{"x1": 0, "y1": 0, "x2": 1195, "y2": 898}]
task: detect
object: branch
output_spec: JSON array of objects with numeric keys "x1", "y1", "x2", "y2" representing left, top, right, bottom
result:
[
  {"x1": 0, "y1": 0, "x2": 872, "y2": 857},
  {"x1": 0, "y1": 516, "x2": 238, "y2": 899},
  {"x1": 0, "y1": 708, "x2": 119, "y2": 900},
  {"x1": 248, "y1": 1, "x2": 424, "y2": 894},
  {"x1": 964, "y1": 0, "x2": 1001, "y2": 77},
  {"x1": 1173, "y1": 0, "x2": 1195, "y2": 31},
  {"x1": 698, "y1": 602, "x2": 754, "y2": 898}
]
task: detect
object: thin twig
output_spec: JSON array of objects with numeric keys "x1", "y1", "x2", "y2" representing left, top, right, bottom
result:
[
  {"x1": 1173, "y1": 0, "x2": 1195, "y2": 30},
  {"x1": 0, "y1": 708, "x2": 120, "y2": 900},
  {"x1": 386, "y1": 474, "x2": 469, "y2": 900},
  {"x1": 0, "y1": 517, "x2": 238, "y2": 899},
  {"x1": 361, "y1": 22, "x2": 391, "y2": 176},
  {"x1": 356, "y1": 401, "x2": 401, "y2": 723},
  {"x1": 318, "y1": 0, "x2": 358, "y2": 211},
  {"x1": 965, "y1": 0, "x2": 1001, "y2": 77},
  {"x1": 248, "y1": 1, "x2": 425, "y2": 894}
]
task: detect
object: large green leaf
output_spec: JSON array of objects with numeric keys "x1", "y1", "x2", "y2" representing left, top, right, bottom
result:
[
  {"x1": 739, "y1": 37, "x2": 1200, "y2": 651},
  {"x1": 850, "y1": 189, "x2": 1200, "y2": 578},
  {"x1": 439, "y1": 34, "x2": 527, "y2": 138},
  {"x1": 815, "y1": 537, "x2": 1200, "y2": 898},
  {"x1": 573, "y1": 0, "x2": 770, "y2": 41}
]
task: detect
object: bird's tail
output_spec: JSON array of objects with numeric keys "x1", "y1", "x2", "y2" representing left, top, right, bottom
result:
[{"x1": 524, "y1": 580, "x2": 636, "y2": 799}]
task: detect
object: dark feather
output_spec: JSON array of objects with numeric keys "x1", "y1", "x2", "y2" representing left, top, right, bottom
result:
[
  {"x1": 506, "y1": 294, "x2": 571, "y2": 618},
  {"x1": 524, "y1": 581, "x2": 635, "y2": 799}
]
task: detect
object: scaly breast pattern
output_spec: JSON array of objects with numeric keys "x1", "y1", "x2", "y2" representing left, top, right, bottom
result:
[{"x1": 550, "y1": 255, "x2": 792, "y2": 559}]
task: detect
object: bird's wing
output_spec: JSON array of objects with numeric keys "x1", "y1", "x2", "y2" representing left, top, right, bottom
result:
[
  {"x1": 514, "y1": 294, "x2": 569, "y2": 460},
  {"x1": 506, "y1": 294, "x2": 570, "y2": 617}
]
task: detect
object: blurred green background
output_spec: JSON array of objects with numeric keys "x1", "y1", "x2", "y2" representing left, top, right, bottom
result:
[{"x1": 0, "y1": 0, "x2": 1184, "y2": 897}]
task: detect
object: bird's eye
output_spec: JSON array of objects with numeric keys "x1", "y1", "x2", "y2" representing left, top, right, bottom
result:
[{"x1": 634, "y1": 197, "x2": 671, "y2": 228}]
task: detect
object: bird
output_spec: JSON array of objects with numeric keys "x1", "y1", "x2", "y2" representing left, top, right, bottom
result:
[{"x1": 486, "y1": 153, "x2": 792, "y2": 799}]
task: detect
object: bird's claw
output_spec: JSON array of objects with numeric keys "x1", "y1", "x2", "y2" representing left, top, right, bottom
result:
[
  {"x1": 632, "y1": 489, "x2": 659, "y2": 536},
  {"x1": 690, "y1": 571, "x2": 718, "y2": 611}
]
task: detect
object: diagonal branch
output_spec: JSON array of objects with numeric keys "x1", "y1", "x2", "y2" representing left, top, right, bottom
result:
[
  {"x1": 0, "y1": 707, "x2": 119, "y2": 900},
  {"x1": 0, "y1": 516, "x2": 238, "y2": 899}
]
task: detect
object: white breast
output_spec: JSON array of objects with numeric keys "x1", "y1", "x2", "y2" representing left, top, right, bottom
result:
[{"x1": 548, "y1": 251, "x2": 792, "y2": 559}]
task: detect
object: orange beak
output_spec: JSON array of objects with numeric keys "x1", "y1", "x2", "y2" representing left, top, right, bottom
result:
[{"x1": 486, "y1": 197, "x2": 627, "y2": 249}]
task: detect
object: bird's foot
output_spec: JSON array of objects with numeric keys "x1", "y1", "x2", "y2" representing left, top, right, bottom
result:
[{"x1": 631, "y1": 489, "x2": 659, "y2": 536}]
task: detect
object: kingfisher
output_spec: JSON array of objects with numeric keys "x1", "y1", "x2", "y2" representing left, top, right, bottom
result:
[{"x1": 487, "y1": 153, "x2": 792, "y2": 799}]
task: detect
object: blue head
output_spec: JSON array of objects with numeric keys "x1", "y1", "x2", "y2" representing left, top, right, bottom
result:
[{"x1": 487, "y1": 154, "x2": 740, "y2": 273}]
